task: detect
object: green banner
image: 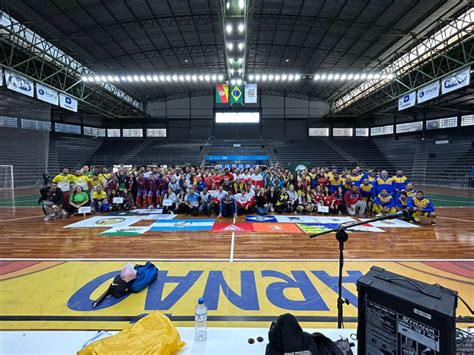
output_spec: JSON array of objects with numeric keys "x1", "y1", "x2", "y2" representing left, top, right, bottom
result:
[{"x1": 289, "y1": 162, "x2": 310, "y2": 174}]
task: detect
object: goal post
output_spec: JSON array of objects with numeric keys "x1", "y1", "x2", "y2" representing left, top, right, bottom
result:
[{"x1": 0, "y1": 165, "x2": 14, "y2": 190}]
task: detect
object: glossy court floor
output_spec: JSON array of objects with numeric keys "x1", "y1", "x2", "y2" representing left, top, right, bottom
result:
[{"x1": 0, "y1": 188, "x2": 473, "y2": 331}]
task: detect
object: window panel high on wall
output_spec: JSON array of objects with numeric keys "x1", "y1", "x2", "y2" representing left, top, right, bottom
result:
[
  {"x1": 371, "y1": 125, "x2": 393, "y2": 136},
  {"x1": 146, "y1": 128, "x2": 167, "y2": 137},
  {"x1": 21, "y1": 119, "x2": 51, "y2": 131},
  {"x1": 355, "y1": 128, "x2": 369, "y2": 136},
  {"x1": 426, "y1": 117, "x2": 457, "y2": 130},
  {"x1": 107, "y1": 128, "x2": 121, "y2": 137},
  {"x1": 0, "y1": 116, "x2": 18, "y2": 128},
  {"x1": 84, "y1": 126, "x2": 106, "y2": 137},
  {"x1": 396, "y1": 121, "x2": 422, "y2": 134},
  {"x1": 55, "y1": 123, "x2": 81, "y2": 134},
  {"x1": 461, "y1": 114, "x2": 474, "y2": 126},
  {"x1": 333, "y1": 128, "x2": 353, "y2": 137},
  {"x1": 122, "y1": 128, "x2": 143, "y2": 137},
  {"x1": 309, "y1": 128, "x2": 329, "y2": 136}
]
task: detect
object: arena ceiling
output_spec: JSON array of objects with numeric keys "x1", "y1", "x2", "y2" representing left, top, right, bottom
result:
[{"x1": 1, "y1": 0, "x2": 472, "y2": 118}]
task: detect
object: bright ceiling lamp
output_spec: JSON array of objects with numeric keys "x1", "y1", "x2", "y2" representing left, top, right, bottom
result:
[
  {"x1": 227, "y1": 42, "x2": 234, "y2": 50},
  {"x1": 226, "y1": 24, "x2": 232, "y2": 34},
  {"x1": 334, "y1": 7, "x2": 474, "y2": 112},
  {"x1": 238, "y1": 42, "x2": 244, "y2": 50},
  {"x1": 248, "y1": 74, "x2": 255, "y2": 81},
  {"x1": 238, "y1": 23, "x2": 245, "y2": 33}
]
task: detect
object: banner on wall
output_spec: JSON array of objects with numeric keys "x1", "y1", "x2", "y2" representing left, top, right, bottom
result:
[
  {"x1": 417, "y1": 80, "x2": 439, "y2": 104},
  {"x1": 36, "y1": 83, "x2": 59, "y2": 105},
  {"x1": 244, "y1": 83, "x2": 257, "y2": 103},
  {"x1": 215, "y1": 83, "x2": 229, "y2": 104},
  {"x1": 0, "y1": 68, "x2": 3, "y2": 87},
  {"x1": 230, "y1": 85, "x2": 243, "y2": 105},
  {"x1": 5, "y1": 70, "x2": 34, "y2": 97},
  {"x1": 441, "y1": 66, "x2": 471, "y2": 94},
  {"x1": 59, "y1": 93, "x2": 78, "y2": 112},
  {"x1": 398, "y1": 91, "x2": 416, "y2": 111}
]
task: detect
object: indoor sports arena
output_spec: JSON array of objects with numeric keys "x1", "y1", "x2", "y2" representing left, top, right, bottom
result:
[{"x1": 0, "y1": 0, "x2": 473, "y2": 354}]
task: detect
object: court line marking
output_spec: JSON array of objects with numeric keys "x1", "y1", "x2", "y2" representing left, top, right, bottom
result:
[
  {"x1": 230, "y1": 215, "x2": 236, "y2": 262},
  {"x1": 0, "y1": 258, "x2": 472, "y2": 262},
  {"x1": 0, "y1": 215, "x2": 44, "y2": 222},
  {"x1": 437, "y1": 216, "x2": 474, "y2": 223}
]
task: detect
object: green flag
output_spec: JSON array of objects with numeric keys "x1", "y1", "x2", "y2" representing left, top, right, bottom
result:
[
  {"x1": 230, "y1": 85, "x2": 243, "y2": 105},
  {"x1": 289, "y1": 162, "x2": 310, "y2": 174}
]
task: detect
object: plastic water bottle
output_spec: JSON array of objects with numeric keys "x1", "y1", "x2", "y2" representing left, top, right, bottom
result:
[{"x1": 194, "y1": 297, "x2": 207, "y2": 341}]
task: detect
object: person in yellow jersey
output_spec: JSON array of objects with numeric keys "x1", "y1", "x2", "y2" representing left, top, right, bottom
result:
[
  {"x1": 92, "y1": 185, "x2": 110, "y2": 213},
  {"x1": 373, "y1": 188, "x2": 396, "y2": 216},
  {"x1": 405, "y1": 182, "x2": 417, "y2": 198},
  {"x1": 52, "y1": 168, "x2": 74, "y2": 208},
  {"x1": 412, "y1": 191, "x2": 436, "y2": 225},
  {"x1": 392, "y1": 169, "x2": 409, "y2": 197},
  {"x1": 71, "y1": 170, "x2": 91, "y2": 192},
  {"x1": 89, "y1": 173, "x2": 105, "y2": 192},
  {"x1": 350, "y1": 168, "x2": 364, "y2": 187}
]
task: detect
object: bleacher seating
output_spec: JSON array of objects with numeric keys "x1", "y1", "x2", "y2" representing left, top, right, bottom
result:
[
  {"x1": 125, "y1": 139, "x2": 205, "y2": 166},
  {"x1": 48, "y1": 135, "x2": 103, "y2": 174},
  {"x1": 332, "y1": 138, "x2": 395, "y2": 173},
  {"x1": 0, "y1": 128, "x2": 50, "y2": 187},
  {"x1": 90, "y1": 139, "x2": 142, "y2": 165},
  {"x1": 372, "y1": 137, "x2": 417, "y2": 176},
  {"x1": 269, "y1": 139, "x2": 352, "y2": 168}
]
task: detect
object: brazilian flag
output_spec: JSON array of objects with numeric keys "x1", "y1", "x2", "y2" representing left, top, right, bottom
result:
[{"x1": 230, "y1": 85, "x2": 243, "y2": 105}]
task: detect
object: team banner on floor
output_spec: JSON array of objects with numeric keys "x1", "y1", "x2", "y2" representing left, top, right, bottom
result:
[
  {"x1": 244, "y1": 83, "x2": 257, "y2": 103},
  {"x1": 359, "y1": 218, "x2": 419, "y2": 228},
  {"x1": 5, "y1": 70, "x2": 34, "y2": 97},
  {"x1": 441, "y1": 66, "x2": 471, "y2": 94},
  {"x1": 59, "y1": 93, "x2": 78, "y2": 112},
  {"x1": 100, "y1": 226, "x2": 151, "y2": 236},
  {"x1": 150, "y1": 219, "x2": 215, "y2": 231},
  {"x1": 212, "y1": 223, "x2": 254, "y2": 233},
  {"x1": 245, "y1": 216, "x2": 277, "y2": 223},
  {"x1": 398, "y1": 91, "x2": 416, "y2": 111},
  {"x1": 417, "y1": 80, "x2": 440, "y2": 104},
  {"x1": 64, "y1": 216, "x2": 144, "y2": 229},
  {"x1": 275, "y1": 216, "x2": 320, "y2": 224},
  {"x1": 36, "y1": 83, "x2": 59, "y2": 105},
  {"x1": 230, "y1": 85, "x2": 243, "y2": 105},
  {"x1": 215, "y1": 83, "x2": 229, "y2": 104},
  {"x1": 1, "y1": 260, "x2": 472, "y2": 330},
  {"x1": 252, "y1": 223, "x2": 303, "y2": 234}
]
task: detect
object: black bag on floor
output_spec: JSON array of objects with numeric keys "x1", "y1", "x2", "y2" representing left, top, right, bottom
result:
[{"x1": 265, "y1": 313, "x2": 346, "y2": 355}]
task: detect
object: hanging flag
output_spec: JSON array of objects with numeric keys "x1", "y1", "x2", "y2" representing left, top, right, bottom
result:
[
  {"x1": 215, "y1": 83, "x2": 229, "y2": 104},
  {"x1": 245, "y1": 83, "x2": 257, "y2": 103},
  {"x1": 230, "y1": 85, "x2": 243, "y2": 105}
]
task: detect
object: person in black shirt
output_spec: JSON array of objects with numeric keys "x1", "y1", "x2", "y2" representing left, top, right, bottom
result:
[
  {"x1": 39, "y1": 182, "x2": 64, "y2": 221},
  {"x1": 255, "y1": 189, "x2": 268, "y2": 215},
  {"x1": 266, "y1": 186, "x2": 278, "y2": 213}
]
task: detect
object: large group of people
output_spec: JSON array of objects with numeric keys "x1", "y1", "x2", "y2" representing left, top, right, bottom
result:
[{"x1": 39, "y1": 164, "x2": 436, "y2": 225}]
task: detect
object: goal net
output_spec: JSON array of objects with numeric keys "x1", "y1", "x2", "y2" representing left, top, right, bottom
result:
[{"x1": 0, "y1": 165, "x2": 14, "y2": 190}]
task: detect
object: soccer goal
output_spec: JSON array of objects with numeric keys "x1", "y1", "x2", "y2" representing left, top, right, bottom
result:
[{"x1": 0, "y1": 165, "x2": 14, "y2": 190}]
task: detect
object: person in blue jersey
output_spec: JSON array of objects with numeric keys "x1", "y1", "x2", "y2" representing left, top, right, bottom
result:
[
  {"x1": 412, "y1": 191, "x2": 436, "y2": 225},
  {"x1": 217, "y1": 193, "x2": 237, "y2": 218},
  {"x1": 373, "y1": 188, "x2": 396, "y2": 216},
  {"x1": 375, "y1": 170, "x2": 394, "y2": 195},
  {"x1": 349, "y1": 168, "x2": 364, "y2": 187},
  {"x1": 359, "y1": 178, "x2": 376, "y2": 213},
  {"x1": 405, "y1": 182, "x2": 417, "y2": 198},
  {"x1": 395, "y1": 190, "x2": 414, "y2": 211},
  {"x1": 329, "y1": 174, "x2": 344, "y2": 194},
  {"x1": 184, "y1": 187, "x2": 200, "y2": 216},
  {"x1": 392, "y1": 170, "x2": 409, "y2": 197}
]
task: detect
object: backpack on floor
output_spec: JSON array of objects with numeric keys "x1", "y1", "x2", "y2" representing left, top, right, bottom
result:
[{"x1": 129, "y1": 261, "x2": 158, "y2": 293}]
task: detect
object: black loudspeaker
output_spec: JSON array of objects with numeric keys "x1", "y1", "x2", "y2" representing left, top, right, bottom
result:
[{"x1": 357, "y1": 266, "x2": 458, "y2": 355}]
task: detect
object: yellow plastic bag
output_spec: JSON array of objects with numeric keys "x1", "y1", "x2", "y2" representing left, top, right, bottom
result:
[{"x1": 78, "y1": 311, "x2": 186, "y2": 355}]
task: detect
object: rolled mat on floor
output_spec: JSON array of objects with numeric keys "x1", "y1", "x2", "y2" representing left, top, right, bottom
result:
[{"x1": 78, "y1": 311, "x2": 186, "y2": 355}]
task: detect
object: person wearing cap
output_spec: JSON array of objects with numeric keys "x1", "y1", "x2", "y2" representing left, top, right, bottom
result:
[{"x1": 344, "y1": 183, "x2": 367, "y2": 217}]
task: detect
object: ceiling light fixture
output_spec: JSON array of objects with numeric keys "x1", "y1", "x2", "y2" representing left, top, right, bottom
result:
[
  {"x1": 227, "y1": 42, "x2": 233, "y2": 50},
  {"x1": 238, "y1": 23, "x2": 244, "y2": 33},
  {"x1": 226, "y1": 24, "x2": 232, "y2": 34},
  {"x1": 217, "y1": 74, "x2": 224, "y2": 81},
  {"x1": 248, "y1": 74, "x2": 254, "y2": 81},
  {"x1": 238, "y1": 42, "x2": 244, "y2": 50},
  {"x1": 255, "y1": 74, "x2": 261, "y2": 81}
]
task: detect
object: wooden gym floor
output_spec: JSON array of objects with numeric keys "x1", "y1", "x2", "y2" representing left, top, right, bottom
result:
[{"x1": 0, "y1": 188, "x2": 472, "y2": 330}]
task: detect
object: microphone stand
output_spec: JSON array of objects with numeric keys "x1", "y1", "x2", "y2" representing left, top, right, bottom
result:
[{"x1": 309, "y1": 211, "x2": 407, "y2": 329}]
